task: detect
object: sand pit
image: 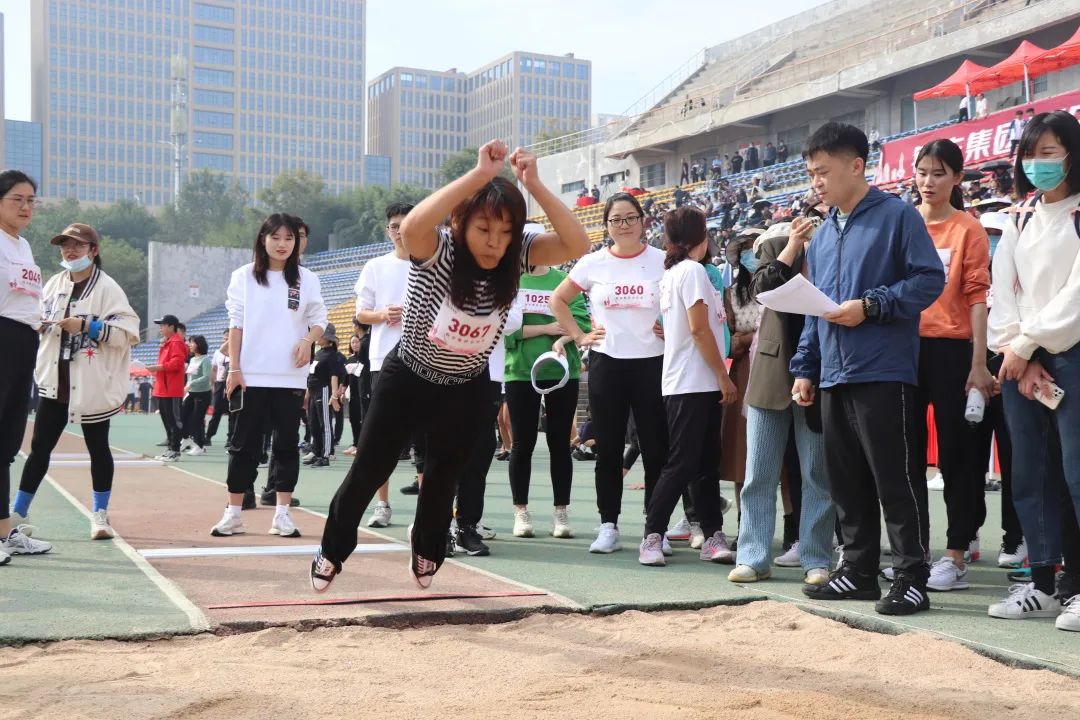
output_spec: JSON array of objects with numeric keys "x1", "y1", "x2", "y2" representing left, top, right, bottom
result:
[{"x1": 3, "y1": 601, "x2": 1076, "y2": 720}]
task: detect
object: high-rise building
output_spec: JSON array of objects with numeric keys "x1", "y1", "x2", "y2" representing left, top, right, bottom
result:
[
  {"x1": 1, "y1": 13, "x2": 6, "y2": 162},
  {"x1": 363, "y1": 154, "x2": 391, "y2": 188},
  {"x1": 30, "y1": 0, "x2": 366, "y2": 207},
  {"x1": 368, "y1": 52, "x2": 591, "y2": 189},
  {"x1": 5, "y1": 121, "x2": 44, "y2": 189},
  {"x1": 368, "y1": 67, "x2": 467, "y2": 189}
]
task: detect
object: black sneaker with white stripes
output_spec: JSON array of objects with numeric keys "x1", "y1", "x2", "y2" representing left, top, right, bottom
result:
[
  {"x1": 802, "y1": 564, "x2": 881, "y2": 601},
  {"x1": 876, "y1": 571, "x2": 930, "y2": 616}
]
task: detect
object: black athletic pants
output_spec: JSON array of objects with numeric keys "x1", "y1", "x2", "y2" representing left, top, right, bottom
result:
[
  {"x1": 226, "y1": 386, "x2": 304, "y2": 494},
  {"x1": 308, "y1": 386, "x2": 333, "y2": 459},
  {"x1": 1, "y1": 318, "x2": 40, "y2": 520},
  {"x1": 821, "y1": 382, "x2": 930, "y2": 578},
  {"x1": 506, "y1": 379, "x2": 578, "y2": 507},
  {"x1": 158, "y1": 396, "x2": 183, "y2": 452},
  {"x1": 321, "y1": 349, "x2": 488, "y2": 569},
  {"x1": 915, "y1": 338, "x2": 983, "y2": 551},
  {"x1": 347, "y1": 375, "x2": 363, "y2": 447},
  {"x1": 20, "y1": 397, "x2": 113, "y2": 495},
  {"x1": 456, "y1": 381, "x2": 502, "y2": 527},
  {"x1": 644, "y1": 392, "x2": 725, "y2": 538},
  {"x1": 370, "y1": 370, "x2": 426, "y2": 474},
  {"x1": 588, "y1": 351, "x2": 668, "y2": 525},
  {"x1": 206, "y1": 381, "x2": 229, "y2": 442},
  {"x1": 182, "y1": 390, "x2": 211, "y2": 448}
]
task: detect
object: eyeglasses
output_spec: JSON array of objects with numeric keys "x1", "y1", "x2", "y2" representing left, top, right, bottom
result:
[
  {"x1": 606, "y1": 215, "x2": 641, "y2": 228},
  {"x1": 59, "y1": 240, "x2": 93, "y2": 251},
  {"x1": 2, "y1": 195, "x2": 41, "y2": 209},
  {"x1": 386, "y1": 223, "x2": 402, "y2": 232}
]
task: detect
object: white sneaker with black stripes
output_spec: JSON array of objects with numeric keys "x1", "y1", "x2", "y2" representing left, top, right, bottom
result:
[{"x1": 988, "y1": 583, "x2": 1061, "y2": 619}]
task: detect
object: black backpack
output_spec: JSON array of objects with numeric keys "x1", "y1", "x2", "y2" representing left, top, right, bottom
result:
[{"x1": 1011, "y1": 193, "x2": 1080, "y2": 237}]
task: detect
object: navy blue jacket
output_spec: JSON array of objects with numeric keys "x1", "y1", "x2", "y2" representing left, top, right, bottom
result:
[{"x1": 789, "y1": 187, "x2": 945, "y2": 388}]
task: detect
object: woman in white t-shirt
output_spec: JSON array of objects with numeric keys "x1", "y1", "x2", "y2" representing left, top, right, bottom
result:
[
  {"x1": 0, "y1": 171, "x2": 52, "y2": 563},
  {"x1": 550, "y1": 192, "x2": 668, "y2": 555},
  {"x1": 314, "y1": 141, "x2": 589, "y2": 592},
  {"x1": 639, "y1": 207, "x2": 737, "y2": 567},
  {"x1": 213, "y1": 214, "x2": 328, "y2": 541}
]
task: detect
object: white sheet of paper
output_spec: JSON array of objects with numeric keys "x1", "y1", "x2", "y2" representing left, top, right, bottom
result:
[{"x1": 755, "y1": 274, "x2": 840, "y2": 317}]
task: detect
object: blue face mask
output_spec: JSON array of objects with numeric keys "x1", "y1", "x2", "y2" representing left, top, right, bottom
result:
[
  {"x1": 740, "y1": 249, "x2": 759, "y2": 273},
  {"x1": 61, "y1": 255, "x2": 93, "y2": 273},
  {"x1": 1021, "y1": 156, "x2": 1068, "y2": 192},
  {"x1": 989, "y1": 234, "x2": 1000, "y2": 258}
]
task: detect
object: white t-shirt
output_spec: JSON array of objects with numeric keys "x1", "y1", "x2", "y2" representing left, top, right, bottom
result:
[
  {"x1": 567, "y1": 245, "x2": 665, "y2": 359},
  {"x1": 0, "y1": 229, "x2": 42, "y2": 328},
  {"x1": 212, "y1": 349, "x2": 227, "y2": 382},
  {"x1": 489, "y1": 297, "x2": 523, "y2": 385},
  {"x1": 225, "y1": 264, "x2": 328, "y2": 390},
  {"x1": 354, "y1": 251, "x2": 411, "y2": 372},
  {"x1": 659, "y1": 259, "x2": 726, "y2": 396}
]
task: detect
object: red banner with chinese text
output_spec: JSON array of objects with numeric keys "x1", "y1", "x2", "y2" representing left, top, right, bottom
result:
[{"x1": 873, "y1": 89, "x2": 1080, "y2": 186}]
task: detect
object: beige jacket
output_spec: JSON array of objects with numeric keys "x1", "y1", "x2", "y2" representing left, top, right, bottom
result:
[{"x1": 35, "y1": 265, "x2": 141, "y2": 423}]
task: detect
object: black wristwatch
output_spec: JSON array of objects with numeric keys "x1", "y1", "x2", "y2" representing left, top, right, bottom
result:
[{"x1": 862, "y1": 296, "x2": 881, "y2": 321}]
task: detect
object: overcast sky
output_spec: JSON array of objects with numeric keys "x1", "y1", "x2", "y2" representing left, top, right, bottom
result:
[{"x1": 1, "y1": 0, "x2": 830, "y2": 122}]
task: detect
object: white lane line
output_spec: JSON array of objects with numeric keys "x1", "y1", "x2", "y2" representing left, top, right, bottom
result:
[
  {"x1": 141, "y1": 543, "x2": 406, "y2": 559},
  {"x1": 21, "y1": 452, "x2": 210, "y2": 633},
  {"x1": 47, "y1": 459, "x2": 164, "y2": 468}
]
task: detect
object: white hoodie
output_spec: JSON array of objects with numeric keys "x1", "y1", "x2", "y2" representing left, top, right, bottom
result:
[
  {"x1": 988, "y1": 192, "x2": 1080, "y2": 359},
  {"x1": 226, "y1": 263, "x2": 328, "y2": 389}
]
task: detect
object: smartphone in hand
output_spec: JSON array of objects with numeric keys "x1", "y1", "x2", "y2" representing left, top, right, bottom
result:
[{"x1": 229, "y1": 387, "x2": 244, "y2": 413}]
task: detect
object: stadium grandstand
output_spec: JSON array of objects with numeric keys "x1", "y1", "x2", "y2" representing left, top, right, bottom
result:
[{"x1": 134, "y1": 0, "x2": 1080, "y2": 362}]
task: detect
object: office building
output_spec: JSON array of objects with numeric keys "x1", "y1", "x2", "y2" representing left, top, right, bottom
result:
[
  {"x1": 368, "y1": 51, "x2": 591, "y2": 188},
  {"x1": 30, "y1": 0, "x2": 366, "y2": 207},
  {"x1": 5, "y1": 121, "x2": 44, "y2": 189}
]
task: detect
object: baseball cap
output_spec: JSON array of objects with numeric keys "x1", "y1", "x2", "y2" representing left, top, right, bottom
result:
[
  {"x1": 322, "y1": 322, "x2": 339, "y2": 344},
  {"x1": 50, "y1": 223, "x2": 101, "y2": 246},
  {"x1": 153, "y1": 314, "x2": 180, "y2": 327}
]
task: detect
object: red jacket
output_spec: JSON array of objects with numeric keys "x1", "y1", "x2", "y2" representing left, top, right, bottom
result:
[{"x1": 153, "y1": 334, "x2": 188, "y2": 398}]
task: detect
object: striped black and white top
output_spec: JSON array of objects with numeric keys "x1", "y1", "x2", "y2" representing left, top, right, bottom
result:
[{"x1": 398, "y1": 226, "x2": 538, "y2": 385}]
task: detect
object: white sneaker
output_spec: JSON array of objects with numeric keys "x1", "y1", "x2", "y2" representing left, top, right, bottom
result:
[
  {"x1": 927, "y1": 556, "x2": 969, "y2": 591},
  {"x1": 2, "y1": 529, "x2": 52, "y2": 555},
  {"x1": 186, "y1": 446, "x2": 206, "y2": 456},
  {"x1": 689, "y1": 522, "x2": 705, "y2": 550},
  {"x1": 638, "y1": 533, "x2": 666, "y2": 566},
  {"x1": 90, "y1": 509, "x2": 115, "y2": 540},
  {"x1": 210, "y1": 509, "x2": 245, "y2": 537},
  {"x1": 301, "y1": 451, "x2": 316, "y2": 463},
  {"x1": 552, "y1": 508, "x2": 573, "y2": 538},
  {"x1": 512, "y1": 509, "x2": 534, "y2": 538},
  {"x1": 662, "y1": 533, "x2": 673, "y2": 556},
  {"x1": 774, "y1": 541, "x2": 801, "y2": 567},
  {"x1": 988, "y1": 583, "x2": 1061, "y2": 619},
  {"x1": 310, "y1": 551, "x2": 338, "y2": 593},
  {"x1": 269, "y1": 512, "x2": 301, "y2": 538},
  {"x1": 179, "y1": 438, "x2": 194, "y2": 452},
  {"x1": 927, "y1": 472, "x2": 944, "y2": 490},
  {"x1": 700, "y1": 531, "x2": 735, "y2": 563},
  {"x1": 667, "y1": 517, "x2": 691, "y2": 542},
  {"x1": 964, "y1": 536, "x2": 980, "y2": 563},
  {"x1": 1056, "y1": 596, "x2": 1080, "y2": 632},
  {"x1": 476, "y1": 523, "x2": 497, "y2": 540},
  {"x1": 998, "y1": 540, "x2": 1027, "y2": 568},
  {"x1": 9, "y1": 511, "x2": 36, "y2": 537},
  {"x1": 156, "y1": 450, "x2": 180, "y2": 463},
  {"x1": 0, "y1": 546, "x2": 10, "y2": 565},
  {"x1": 589, "y1": 522, "x2": 621, "y2": 553},
  {"x1": 367, "y1": 501, "x2": 392, "y2": 528}
]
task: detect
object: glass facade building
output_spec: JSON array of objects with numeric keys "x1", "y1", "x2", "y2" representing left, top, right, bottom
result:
[
  {"x1": 5, "y1": 121, "x2": 45, "y2": 191},
  {"x1": 363, "y1": 154, "x2": 390, "y2": 188},
  {"x1": 368, "y1": 52, "x2": 590, "y2": 189},
  {"x1": 31, "y1": 0, "x2": 366, "y2": 207}
]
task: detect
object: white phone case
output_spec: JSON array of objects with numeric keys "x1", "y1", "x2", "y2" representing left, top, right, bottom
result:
[{"x1": 1034, "y1": 382, "x2": 1065, "y2": 411}]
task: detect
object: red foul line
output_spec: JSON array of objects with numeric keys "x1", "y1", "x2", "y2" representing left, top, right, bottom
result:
[{"x1": 208, "y1": 590, "x2": 547, "y2": 610}]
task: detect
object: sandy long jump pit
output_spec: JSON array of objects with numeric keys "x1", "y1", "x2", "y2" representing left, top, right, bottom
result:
[{"x1": 4, "y1": 600, "x2": 1079, "y2": 720}]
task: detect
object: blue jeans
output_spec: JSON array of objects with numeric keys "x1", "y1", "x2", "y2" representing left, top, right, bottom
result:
[
  {"x1": 1002, "y1": 343, "x2": 1080, "y2": 568},
  {"x1": 736, "y1": 404, "x2": 835, "y2": 573}
]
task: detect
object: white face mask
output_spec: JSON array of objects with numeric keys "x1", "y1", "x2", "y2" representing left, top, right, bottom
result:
[
  {"x1": 530, "y1": 351, "x2": 570, "y2": 395},
  {"x1": 61, "y1": 255, "x2": 93, "y2": 273}
]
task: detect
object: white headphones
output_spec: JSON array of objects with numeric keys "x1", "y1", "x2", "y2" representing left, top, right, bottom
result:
[{"x1": 530, "y1": 351, "x2": 570, "y2": 395}]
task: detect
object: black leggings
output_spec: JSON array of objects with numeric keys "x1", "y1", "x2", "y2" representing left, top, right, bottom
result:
[
  {"x1": 588, "y1": 352, "x2": 668, "y2": 525},
  {"x1": 20, "y1": 397, "x2": 113, "y2": 495},
  {"x1": 182, "y1": 390, "x2": 211, "y2": 447},
  {"x1": 1, "y1": 317, "x2": 41, "y2": 520},
  {"x1": 321, "y1": 349, "x2": 488, "y2": 568},
  {"x1": 456, "y1": 381, "x2": 502, "y2": 527},
  {"x1": 506, "y1": 379, "x2": 578, "y2": 507}
]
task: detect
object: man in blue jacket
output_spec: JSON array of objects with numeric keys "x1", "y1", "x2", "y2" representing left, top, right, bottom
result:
[{"x1": 790, "y1": 122, "x2": 945, "y2": 616}]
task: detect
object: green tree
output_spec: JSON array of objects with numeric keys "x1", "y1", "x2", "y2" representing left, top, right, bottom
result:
[
  {"x1": 332, "y1": 184, "x2": 431, "y2": 246},
  {"x1": 440, "y1": 147, "x2": 516, "y2": 185},
  {"x1": 98, "y1": 236, "x2": 149, "y2": 326},
  {"x1": 81, "y1": 200, "x2": 160, "y2": 252},
  {"x1": 155, "y1": 170, "x2": 249, "y2": 246}
]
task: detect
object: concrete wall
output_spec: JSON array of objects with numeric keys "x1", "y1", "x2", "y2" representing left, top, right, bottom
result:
[{"x1": 147, "y1": 243, "x2": 252, "y2": 327}]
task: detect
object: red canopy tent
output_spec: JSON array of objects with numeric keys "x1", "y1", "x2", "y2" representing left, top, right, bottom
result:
[
  {"x1": 1033, "y1": 24, "x2": 1080, "y2": 75},
  {"x1": 913, "y1": 60, "x2": 994, "y2": 101},
  {"x1": 972, "y1": 40, "x2": 1048, "y2": 102}
]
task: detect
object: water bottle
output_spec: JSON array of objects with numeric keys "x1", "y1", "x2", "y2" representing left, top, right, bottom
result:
[{"x1": 964, "y1": 388, "x2": 986, "y2": 424}]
